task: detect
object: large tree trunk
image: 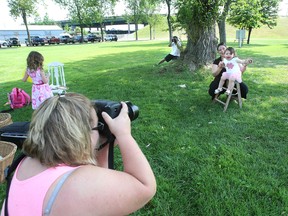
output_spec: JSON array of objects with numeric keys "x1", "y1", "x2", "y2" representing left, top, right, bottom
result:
[
  {"x1": 21, "y1": 10, "x2": 30, "y2": 46},
  {"x1": 216, "y1": 0, "x2": 232, "y2": 45},
  {"x1": 183, "y1": 26, "x2": 218, "y2": 71},
  {"x1": 217, "y1": 20, "x2": 226, "y2": 44}
]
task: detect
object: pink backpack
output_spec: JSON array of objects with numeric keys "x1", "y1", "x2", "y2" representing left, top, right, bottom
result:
[{"x1": 7, "y1": 88, "x2": 31, "y2": 109}]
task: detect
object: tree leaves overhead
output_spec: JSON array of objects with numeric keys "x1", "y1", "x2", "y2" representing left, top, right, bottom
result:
[
  {"x1": 176, "y1": 0, "x2": 225, "y2": 29},
  {"x1": 8, "y1": 0, "x2": 37, "y2": 20},
  {"x1": 258, "y1": 0, "x2": 279, "y2": 28},
  {"x1": 227, "y1": 0, "x2": 279, "y2": 44},
  {"x1": 228, "y1": 0, "x2": 262, "y2": 30},
  {"x1": 7, "y1": 0, "x2": 40, "y2": 46},
  {"x1": 227, "y1": 0, "x2": 279, "y2": 30},
  {"x1": 54, "y1": 0, "x2": 116, "y2": 26},
  {"x1": 123, "y1": 0, "x2": 151, "y2": 40}
]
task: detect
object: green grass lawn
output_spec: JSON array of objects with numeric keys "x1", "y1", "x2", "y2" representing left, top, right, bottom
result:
[{"x1": 0, "y1": 36, "x2": 287, "y2": 215}]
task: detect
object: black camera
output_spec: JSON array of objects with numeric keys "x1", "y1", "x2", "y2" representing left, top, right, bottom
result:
[{"x1": 91, "y1": 100, "x2": 139, "y2": 137}]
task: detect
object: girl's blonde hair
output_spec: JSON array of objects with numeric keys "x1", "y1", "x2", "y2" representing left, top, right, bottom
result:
[
  {"x1": 26, "y1": 51, "x2": 44, "y2": 71},
  {"x1": 23, "y1": 93, "x2": 97, "y2": 167}
]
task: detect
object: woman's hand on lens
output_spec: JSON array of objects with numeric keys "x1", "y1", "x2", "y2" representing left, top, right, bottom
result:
[{"x1": 101, "y1": 102, "x2": 131, "y2": 138}]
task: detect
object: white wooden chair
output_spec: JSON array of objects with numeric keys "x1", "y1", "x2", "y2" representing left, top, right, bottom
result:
[{"x1": 47, "y1": 62, "x2": 67, "y2": 94}]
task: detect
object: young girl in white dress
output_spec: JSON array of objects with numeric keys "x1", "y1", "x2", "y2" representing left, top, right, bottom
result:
[{"x1": 214, "y1": 47, "x2": 252, "y2": 95}]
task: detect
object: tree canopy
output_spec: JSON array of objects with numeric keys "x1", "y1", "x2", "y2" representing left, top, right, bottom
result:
[
  {"x1": 54, "y1": 0, "x2": 115, "y2": 40},
  {"x1": 227, "y1": 0, "x2": 279, "y2": 44},
  {"x1": 8, "y1": 0, "x2": 39, "y2": 45}
]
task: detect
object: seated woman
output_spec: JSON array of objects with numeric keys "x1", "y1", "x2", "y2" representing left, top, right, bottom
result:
[
  {"x1": 208, "y1": 42, "x2": 249, "y2": 100},
  {"x1": 214, "y1": 47, "x2": 252, "y2": 95}
]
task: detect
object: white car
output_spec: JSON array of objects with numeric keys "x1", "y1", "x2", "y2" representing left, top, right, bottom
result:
[
  {"x1": 0, "y1": 40, "x2": 8, "y2": 48},
  {"x1": 104, "y1": 34, "x2": 118, "y2": 42}
]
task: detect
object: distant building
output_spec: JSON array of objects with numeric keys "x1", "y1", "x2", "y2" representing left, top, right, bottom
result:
[{"x1": 0, "y1": 25, "x2": 64, "y2": 43}]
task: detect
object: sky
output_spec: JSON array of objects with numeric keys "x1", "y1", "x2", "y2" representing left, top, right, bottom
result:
[{"x1": 0, "y1": 0, "x2": 287, "y2": 27}]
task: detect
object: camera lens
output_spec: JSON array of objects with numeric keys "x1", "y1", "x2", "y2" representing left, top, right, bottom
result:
[
  {"x1": 126, "y1": 101, "x2": 139, "y2": 121},
  {"x1": 92, "y1": 100, "x2": 139, "y2": 137}
]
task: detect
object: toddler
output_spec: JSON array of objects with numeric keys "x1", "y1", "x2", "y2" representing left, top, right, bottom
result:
[{"x1": 214, "y1": 47, "x2": 252, "y2": 95}]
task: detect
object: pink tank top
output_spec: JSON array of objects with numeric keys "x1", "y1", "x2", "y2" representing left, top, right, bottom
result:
[{"x1": 2, "y1": 158, "x2": 79, "y2": 216}]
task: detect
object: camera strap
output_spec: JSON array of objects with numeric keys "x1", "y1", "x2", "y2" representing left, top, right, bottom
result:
[
  {"x1": 108, "y1": 138, "x2": 115, "y2": 170},
  {"x1": 97, "y1": 134, "x2": 115, "y2": 170}
]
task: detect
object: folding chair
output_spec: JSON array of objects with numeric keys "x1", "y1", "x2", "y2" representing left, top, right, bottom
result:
[
  {"x1": 214, "y1": 81, "x2": 242, "y2": 112},
  {"x1": 47, "y1": 62, "x2": 67, "y2": 94}
]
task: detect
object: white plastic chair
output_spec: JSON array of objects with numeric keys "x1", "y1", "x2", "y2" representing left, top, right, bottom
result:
[{"x1": 47, "y1": 62, "x2": 67, "y2": 94}]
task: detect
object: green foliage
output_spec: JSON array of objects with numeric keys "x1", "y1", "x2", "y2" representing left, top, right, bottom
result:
[
  {"x1": 176, "y1": 0, "x2": 225, "y2": 30},
  {"x1": 54, "y1": 0, "x2": 115, "y2": 29},
  {"x1": 227, "y1": 0, "x2": 279, "y2": 30},
  {"x1": 64, "y1": 24, "x2": 70, "y2": 32},
  {"x1": 7, "y1": 0, "x2": 41, "y2": 46},
  {"x1": 228, "y1": 0, "x2": 262, "y2": 29},
  {"x1": 33, "y1": 13, "x2": 57, "y2": 25},
  {"x1": 142, "y1": 0, "x2": 161, "y2": 25},
  {"x1": 124, "y1": 0, "x2": 149, "y2": 23},
  {"x1": 259, "y1": 0, "x2": 279, "y2": 28},
  {"x1": 8, "y1": 0, "x2": 37, "y2": 19}
]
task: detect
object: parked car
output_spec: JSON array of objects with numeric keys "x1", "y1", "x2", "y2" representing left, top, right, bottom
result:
[
  {"x1": 47, "y1": 36, "x2": 60, "y2": 45},
  {"x1": 7, "y1": 37, "x2": 21, "y2": 47},
  {"x1": 25, "y1": 36, "x2": 46, "y2": 46},
  {"x1": 104, "y1": 34, "x2": 118, "y2": 42},
  {"x1": 59, "y1": 35, "x2": 75, "y2": 44},
  {"x1": 87, "y1": 33, "x2": 101, "y2": 42},
  {"x1": 0, "y1": 40, "x2": 8, "y2": 48},
  {"x1": 40, "y1": 37, "x2": 48, "y2": 45},
  {"x1": 74, "y1": 35, "x2": 88, "y2": 43}
]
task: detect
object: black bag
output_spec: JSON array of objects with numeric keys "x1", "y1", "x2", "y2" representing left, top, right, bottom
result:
[{"x1": 0, "y1": 122, "x2": 30, "y2": 148}]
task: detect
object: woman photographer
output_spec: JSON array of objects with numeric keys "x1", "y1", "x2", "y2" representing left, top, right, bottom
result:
[
  {"x1": 156, "y1": 36, "x2": 182, "y2": 65},
  {"x1": 1, "y1": 93, "x2": 156, "y2": 216}
]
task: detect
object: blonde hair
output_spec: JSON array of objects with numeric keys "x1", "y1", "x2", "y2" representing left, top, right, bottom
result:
[{"x1": 23, "y1": 93, "x2": 97, "y2": 167}]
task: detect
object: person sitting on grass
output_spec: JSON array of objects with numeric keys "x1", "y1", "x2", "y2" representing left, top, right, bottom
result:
[
  {"x1": 214, "y1": 47, "x2": 252, "y2": 95},
  {"x1": 156, "y1": 36, "x2": 182, "y2": 65}
]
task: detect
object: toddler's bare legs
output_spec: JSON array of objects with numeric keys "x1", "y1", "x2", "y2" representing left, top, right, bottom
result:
[
  {"x1": 226, "y1": 79, "x2": 235, "y2": 95},
  {"x1": 214, "y1": 77, "x2": 225, "y2": 94}
]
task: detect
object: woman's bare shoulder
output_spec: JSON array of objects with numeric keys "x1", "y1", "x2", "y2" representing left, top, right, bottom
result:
[{"x1": 52, "y1": 165, "x2": 151, "y2": 215}]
